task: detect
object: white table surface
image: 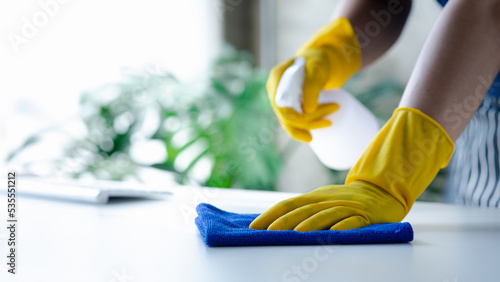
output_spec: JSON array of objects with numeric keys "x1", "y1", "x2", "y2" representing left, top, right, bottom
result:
[{"x1": 1, "y1": 185, "x2": 499, "y2": 282}]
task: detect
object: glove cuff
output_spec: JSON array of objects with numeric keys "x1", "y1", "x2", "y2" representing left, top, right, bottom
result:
[{"x1": 345, "y1": 108, "x2": 455, "y2": 212}]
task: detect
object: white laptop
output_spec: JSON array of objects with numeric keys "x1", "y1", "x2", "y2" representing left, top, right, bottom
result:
[{"x1": 5, "y1": 176, "x2": 173, "y2": 204}]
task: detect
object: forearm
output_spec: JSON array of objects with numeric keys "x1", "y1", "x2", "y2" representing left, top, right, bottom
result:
[
  {"x1": 333, "y1": 0, "x2": 412, "y2": 68},
  {"x1": 399, "y1": 0, "x2": 500, "y2": 141}
]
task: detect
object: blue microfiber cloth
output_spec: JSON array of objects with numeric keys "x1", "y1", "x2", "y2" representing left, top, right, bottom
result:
[{"x1": 195, "y1": 203, "x2": 413, "y2": 247}]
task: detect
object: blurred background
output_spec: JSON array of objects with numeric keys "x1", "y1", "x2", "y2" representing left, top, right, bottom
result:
[{"x1": 0, "y1": 0, "x2": 446, "y2": 200}]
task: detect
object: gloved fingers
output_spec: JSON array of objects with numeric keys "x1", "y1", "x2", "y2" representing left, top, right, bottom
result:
[
  {"x1": 307, "y1": 119, "x2": 332, "y2": 130},
  {"x1": 284, "y1": 116, "x2": 331, "y2": 131},
  {"x1": 266, "y1": 59, "x2": 295, "y2": 102},
  {"x1": 330, "y1": 215, "x2": 370, "y2": 231},
  {"x1": 279, "y1": 107, "x2": 301, "y2": 120},
  {"x1": 266, "y1": 57, "x2": 312, "y2": 143},
  {"x1": 304, "y1": 103, "x2": 339, "y2": 121},
  {"x1": 249, "y1": 198, "x2": 305, "y2": 230},
  {"x1": 274, "y1": 112, "x2": 312, "y2": 142},
  {"x1": 283, "y1": 116, "x2": 330, "y2": 131},
  {"x1": 284, "y1": 103, "x2": 338, "y2": 123},
  {"x1": 281, "y1": 103, "x2": 338, "y2": 130},
  {"x1": 301, "y1": 49, "x2": 330, "y2": 114},
  {"x1": 249, "y1": 194, "x2": 329, "y2": 230},
  {"x1": 279, "y1": 108, "x2": 308, "y2": 129},
  {"x1": 282, "y1": 122, "x2": 312, "y2": 143},
  {"x1": 266, "y1": 201, "x2": 343, "y2": 231},
  {"x1": 293, "y1": 206, "x2": 361, "y2": 232}
]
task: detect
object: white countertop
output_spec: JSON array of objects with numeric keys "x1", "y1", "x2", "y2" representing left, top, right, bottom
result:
[{"x1": 0, "y1": 185, "x2": 499, "y2": 282}]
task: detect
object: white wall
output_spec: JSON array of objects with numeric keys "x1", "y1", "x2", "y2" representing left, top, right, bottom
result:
[{"x1": 0, "y1": 0, "x2": 222, "y2": 172}]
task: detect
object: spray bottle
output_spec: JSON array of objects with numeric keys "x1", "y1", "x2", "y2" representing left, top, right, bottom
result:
[{"x1": 275, "y1": 57, "x2": 379, "y2": 170}]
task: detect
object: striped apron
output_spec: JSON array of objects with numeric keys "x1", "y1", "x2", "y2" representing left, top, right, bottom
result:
[
  {"x1": 438, "y1": 0, "x2": 500, "y2": 207},
  {"x1": 445, "y1": 95, "x2": 500, "y2": 207}
]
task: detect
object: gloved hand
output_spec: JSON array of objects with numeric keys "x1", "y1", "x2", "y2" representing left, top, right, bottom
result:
[
  {"x1": 250, "y1": 108, "x2": 454, "y2": 231},
  {"x1": 268, "y1": 17, "x2": 362, "y2": 142}
]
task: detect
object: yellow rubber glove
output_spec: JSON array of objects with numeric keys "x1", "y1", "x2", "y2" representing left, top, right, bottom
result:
[
  {"x1": 249, "y1": 108, "x2": 454, "y2": 231},
  {"x1": 268, "y1": 17, "x2": 362, "y2": 142}
]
